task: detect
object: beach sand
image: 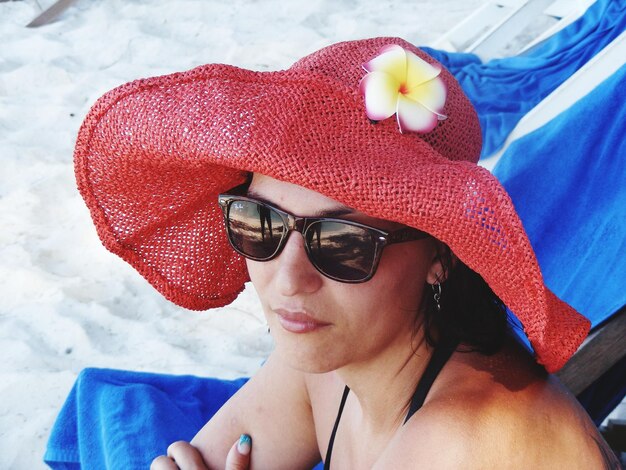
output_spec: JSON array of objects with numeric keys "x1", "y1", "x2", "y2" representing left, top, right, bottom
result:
[{"x1": 2, "y1": 1, "x2": 621, "y2": 468}]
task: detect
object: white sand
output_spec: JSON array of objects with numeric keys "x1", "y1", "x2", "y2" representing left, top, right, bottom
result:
[{"x1": 2, "y1": 1, "x2": 619, "y2": 469}]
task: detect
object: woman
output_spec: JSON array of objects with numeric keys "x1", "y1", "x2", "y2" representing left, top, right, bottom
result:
[{"x1": 73, "y1": 38, "x2": 617, "y2": 468}]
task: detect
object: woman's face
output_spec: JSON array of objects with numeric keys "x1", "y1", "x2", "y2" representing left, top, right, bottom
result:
[{"x1": 246, "y1": 175, "x2": 442, "y2": 373}]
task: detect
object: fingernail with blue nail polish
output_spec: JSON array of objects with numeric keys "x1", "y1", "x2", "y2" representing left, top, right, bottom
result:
[{"x1": 238, "y1": 434, "x2": 251, "y2": 455}]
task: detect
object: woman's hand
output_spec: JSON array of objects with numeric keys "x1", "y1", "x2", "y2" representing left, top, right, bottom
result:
[
  {"x1": 151, "y1": 434, "x2": 252, "y2": 470},
  {"x1": 224, "y1": 434, "x2": 252, "y2": 470}
]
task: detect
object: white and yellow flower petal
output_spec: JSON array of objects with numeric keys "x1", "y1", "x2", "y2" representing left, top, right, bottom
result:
[
  {"x1": 360, "y1": 70, "x2": 401, "y2": 121},
  {"x1": 405, "y1": 51, "x2": 441, "y2": 88},
  {"x1": 396, "y1": 94, "x2": 439, "y2": 133},
  {"x1": 362, "y1": 44, "x2": 407, "y2": 84},
  {"x1": 404, "y1": 76, "x2": 447, "y2": 116}
]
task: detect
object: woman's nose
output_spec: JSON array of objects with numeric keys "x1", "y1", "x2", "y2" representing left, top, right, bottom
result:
[{"x1": 273, "y1": 232, "x2": 323, "y2": 296}]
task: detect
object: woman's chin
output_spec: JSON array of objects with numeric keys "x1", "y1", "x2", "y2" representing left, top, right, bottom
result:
[{"x1": 273, "y1": 334, "x2": 343, "y2": 374}]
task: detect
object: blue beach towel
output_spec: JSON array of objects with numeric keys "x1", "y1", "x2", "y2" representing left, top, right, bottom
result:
[
  {"x1": 44, "y1": 369, "x2": 248, "y2": 469},
  {"x1": 493, "y1": 62, "x2": 626, "y2": 329},
  {"x1": 424, "y1": 0, "x2": 626, "y2": 158}
]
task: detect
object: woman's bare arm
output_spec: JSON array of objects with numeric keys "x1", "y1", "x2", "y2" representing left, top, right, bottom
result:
[{"x1": 191, "y1": 351, "x2": 321, "y2": 469}]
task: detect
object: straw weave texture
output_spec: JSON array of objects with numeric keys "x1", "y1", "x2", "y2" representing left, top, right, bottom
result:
[{"x1": 75, "y1": 37, "x2": 590, "y2": 372}]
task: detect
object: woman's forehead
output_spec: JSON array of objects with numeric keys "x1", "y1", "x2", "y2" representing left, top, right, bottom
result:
[
  {"x1": 248, "y1": 174, "x2": 401, "y2": 229},
  {"x1": 249, "y1": 174, "x2": 350, "y2": 215}
]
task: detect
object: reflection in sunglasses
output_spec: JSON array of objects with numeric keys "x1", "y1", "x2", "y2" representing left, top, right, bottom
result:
[
  {"x1": 308, "y1": 226, "x2": 372, "y2": 277},
  {"x1": 258, "y1": 205, "x2": 275, "y2": 243},
  {"x1": 229, "y1": 204, "x2": 375, "y2": 278},
  {"x1": 219, "y1": 194, "x2": 426, "y2": 282}
]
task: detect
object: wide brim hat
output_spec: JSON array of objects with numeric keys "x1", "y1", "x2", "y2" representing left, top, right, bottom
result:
[{"x1": 75, "y1": 37, "x2": 589, "y2": 372}]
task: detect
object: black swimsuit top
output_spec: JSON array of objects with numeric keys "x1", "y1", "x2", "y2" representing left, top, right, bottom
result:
[{"x1": 323, "y1": 338, "x2": 458, "y2": 470}]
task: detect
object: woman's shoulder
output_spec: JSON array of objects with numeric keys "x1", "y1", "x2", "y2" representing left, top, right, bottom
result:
[{"x1": 382, "y1": 343, "x2": 610, "y2": 468}]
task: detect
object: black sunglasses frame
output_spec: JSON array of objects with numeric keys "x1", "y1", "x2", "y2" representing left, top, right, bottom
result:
[{"x1": 217, "y1": 193, "x2": 429, "y2": 283}]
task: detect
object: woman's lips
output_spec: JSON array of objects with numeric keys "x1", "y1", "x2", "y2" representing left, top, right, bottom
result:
[{"x1": 274, "y1": 309, "x2": 331, "y2": 333}]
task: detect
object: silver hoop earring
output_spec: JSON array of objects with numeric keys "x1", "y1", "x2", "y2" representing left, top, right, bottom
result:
[{"x1": 431, "y1": 282, "x2": 442, "y2": 312}]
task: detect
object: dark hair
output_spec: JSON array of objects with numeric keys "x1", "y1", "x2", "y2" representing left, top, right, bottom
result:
[{"x1": 419, "y1": 245, "x2": 509, "y2": 355}]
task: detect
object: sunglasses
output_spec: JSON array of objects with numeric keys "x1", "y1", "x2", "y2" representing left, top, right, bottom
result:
[{"x1": 217, "y1": 192, "x2": 429, "y2": 283}]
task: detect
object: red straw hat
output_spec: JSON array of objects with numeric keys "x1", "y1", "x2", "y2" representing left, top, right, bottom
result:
[{"x1": 75, "y1": 37, "x2": 589, "y2": 372}]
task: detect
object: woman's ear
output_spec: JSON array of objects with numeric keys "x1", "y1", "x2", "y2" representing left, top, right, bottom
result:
[{"x1": 426, "y1": 242, "x2": 457, "y2": 284}]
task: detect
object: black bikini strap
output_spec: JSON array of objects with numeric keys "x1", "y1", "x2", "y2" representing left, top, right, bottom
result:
[
  {"x1": 324, "y1": 339, "x2": 457, "y2": 467},
  {"x1": 403, "y1": 338, "x2": 458, "y2": 424},
  {"x1": 324, "y1": 385, "x2": 350, "y2": 470}
]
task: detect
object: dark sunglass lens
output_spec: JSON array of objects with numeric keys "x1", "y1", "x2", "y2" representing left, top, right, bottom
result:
[
  {"x1": 227, "y1": 200, "x2": 284, "y2": 259},
  {"x1": 306, "y1": 221, "x2": 376, "y2": 281}
]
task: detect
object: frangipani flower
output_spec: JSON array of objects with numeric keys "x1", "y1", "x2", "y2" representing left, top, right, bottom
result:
[{"x1": 360, "y1": 45, "x2": 447, "y2": 133}]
